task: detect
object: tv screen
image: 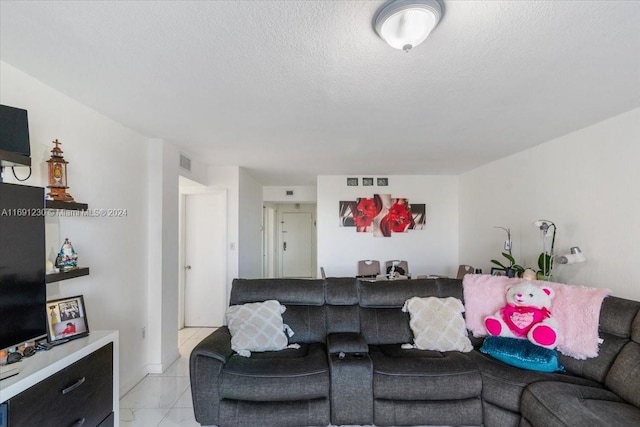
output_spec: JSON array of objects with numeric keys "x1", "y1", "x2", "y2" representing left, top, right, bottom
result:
[
  {"x1": 0, "y1": 105, "x2": 31, "y2": 157},
  {"x1": 0, "y1": 183, "x2": 47, "y2": 351}
]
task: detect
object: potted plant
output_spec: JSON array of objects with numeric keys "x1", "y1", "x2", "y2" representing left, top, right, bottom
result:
[
  {"x1": 533, "y1": 220, "x2": 556, "y2": 280},
  {"x1": 491, "y1": 252, "x2": 525, "y2": 278}
]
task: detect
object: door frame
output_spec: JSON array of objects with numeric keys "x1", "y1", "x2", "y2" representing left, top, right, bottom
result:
[
  {"x1": 262, "y1": 202, "x2": 317, "y2": 278},
  {"x1": 179, "y1": 186, "x2": 227, "y2": 329}
]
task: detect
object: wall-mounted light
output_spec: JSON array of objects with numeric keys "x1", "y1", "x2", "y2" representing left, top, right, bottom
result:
[
  {"x1": 374, "y1": 0, "x2": 443, "y2": 52},
  {"x1": 534, "y1": 220, "x2": 556, "y2": 251},
  {"x1": 557, "y1": 247, "x2": 586, "y2": 264}
]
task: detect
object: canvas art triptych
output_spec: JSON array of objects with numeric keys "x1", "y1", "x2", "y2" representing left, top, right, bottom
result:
[{"x1": 340, "y1": 194, "x2": 426, "y2": 237}]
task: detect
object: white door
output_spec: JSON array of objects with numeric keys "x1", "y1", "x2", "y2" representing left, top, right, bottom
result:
[
  {"x1": 281, "y1": 212, "x2": 313, "y2": 278},
  {"x1": 184, "y1": 192, "x2": 226, "y2": 327}
]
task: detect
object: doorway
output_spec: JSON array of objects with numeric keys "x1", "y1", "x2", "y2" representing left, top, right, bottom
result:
[
  {"x1": 179, "y1": 185, "x2": 227, "y2": 328},
  {"x1": 262, "y1": 203, "x2": 317, "y2": 278},
  {"x1": 282, "y1": 212, "x2": 313, "y2": 277}
]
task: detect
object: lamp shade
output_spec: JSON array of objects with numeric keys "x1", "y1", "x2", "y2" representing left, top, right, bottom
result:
[
  {"x1": 557, "y1": 247, "x2": 586, "y2": 264},
  {"x1": 375, "y1": 0, "x2": 443, "y2": 51}
]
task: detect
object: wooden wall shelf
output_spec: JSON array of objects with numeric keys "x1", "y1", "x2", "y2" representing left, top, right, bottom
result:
[
  {"x1": 45, "y1": 200, "x2": 88, "y2": 211},
  {"x1": 46, "y1": 267, "x2": 90, "y2": 283}
]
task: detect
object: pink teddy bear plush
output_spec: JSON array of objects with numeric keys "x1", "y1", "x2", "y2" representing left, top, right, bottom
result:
[{"x1": 484, "y1": 281, "x2": 559, "y2": 349}]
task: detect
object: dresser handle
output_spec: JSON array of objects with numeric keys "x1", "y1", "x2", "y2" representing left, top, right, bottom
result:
[
  {"x1": 69, "y1": 417, "x2": 86, "y2": 427},
  {"x1": 61, "y1": 377, "x2": 86, "y2": 395}
]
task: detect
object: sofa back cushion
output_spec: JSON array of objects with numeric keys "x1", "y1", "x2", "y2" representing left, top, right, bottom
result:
[
  {"x1": 559, "y1": 296, "x2": 640, "y2": 383},
  {"x1": 605, "y1": 303, "x2": 640, "y2": 407},
  {"x1": 360, "y1": 307, "x2": 413, "y2": 344},
  {"x1": 230, "y1": 278, "x2": 326, "y2": 344},
  {"x1": 282, "y1": 305, "x2": 327, "y2": 343},
  {"x1": 325, "y1": 278, "x2": 360, "y2": 333},
  {"x1": 359, "y1": 279, "x2": 439, "y2": 307},
  {"x1": 358, "y1": 279, "x2": 463, "y2": 345},
  {"x1": 230, "y1": 278, "x2": 325, "y2": 305}
]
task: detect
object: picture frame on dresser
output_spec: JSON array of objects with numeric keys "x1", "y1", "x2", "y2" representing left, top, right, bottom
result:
[
  {"x1": 46, "y1": 295, "x2": 89, "y2": 343},
  {"x1": 490, "y1": 267, "x2": 506, "y2": 276}
]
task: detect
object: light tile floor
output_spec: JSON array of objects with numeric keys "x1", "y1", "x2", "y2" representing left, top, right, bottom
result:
[
  {"x1": 119, "y1": 329, "x2": 433, "y2": 427},
  {"x1": 120, "y1": 327, "x2": 217, "y2": 427}
]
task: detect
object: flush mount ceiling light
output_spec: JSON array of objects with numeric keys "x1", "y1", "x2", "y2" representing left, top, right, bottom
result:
[{"x1": 374, "y1": 0, "x2": 443, "y2": 52}]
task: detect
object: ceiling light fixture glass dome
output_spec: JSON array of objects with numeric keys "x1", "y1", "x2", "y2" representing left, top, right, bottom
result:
[{"x1": 374, "y1": 0, "x2": 443, "y2": 52}]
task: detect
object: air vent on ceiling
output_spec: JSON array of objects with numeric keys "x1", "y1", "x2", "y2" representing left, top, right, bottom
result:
[{"x1": 179, "y1": 154, "x2": 191, "y2": 172}]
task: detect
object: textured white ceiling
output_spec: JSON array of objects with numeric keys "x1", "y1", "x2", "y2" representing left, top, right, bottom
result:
[{"x1": 1, "y1": 1, "x2": 639, "y2": 185}]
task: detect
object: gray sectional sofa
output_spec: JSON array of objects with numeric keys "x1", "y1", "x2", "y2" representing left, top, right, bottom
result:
[{"x1": 189, "y1": 277, "x2": 640, "y2": 426}]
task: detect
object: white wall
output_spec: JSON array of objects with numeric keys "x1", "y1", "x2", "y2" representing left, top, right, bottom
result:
[
  {"x1": 317, "y1": 175, "x2": 459, "y2": 278},
  {"x1": 146, "y1": 140, "x2": 180, "y2": 375},
  {"x1": 1, "y1": 61, "x2": 150, "y2": 395},
  {"x1": 459, "y1": 108, "x2": 640, "y2": 301},
  {"x1": 239, "y1": 168, "x2": 263, "y2": 278},
  {"x1": 178, "y1": 151, "x2": 208, "y2": 186},
  {"x1": 263, "y1": 186, "x2": 317, "y2": 202},
  {"x1": 208, "y1": 166, "x2": 239, "y2": 302}
]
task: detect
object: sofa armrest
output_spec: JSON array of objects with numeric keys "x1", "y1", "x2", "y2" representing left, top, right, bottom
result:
[
  {"x1": 327, "y1": 332, "x2": 369, "y2": 354},
  {"x1": 189, "y1": 327, "x2": 233, "y2": 426},
  {"x1": 190, "y1": 327, "x2": 233, "y2": 363}
]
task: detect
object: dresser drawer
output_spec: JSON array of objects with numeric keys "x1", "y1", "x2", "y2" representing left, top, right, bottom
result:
[{"x1": 9, "y1": 343, "x2": 113, "y2": 427}]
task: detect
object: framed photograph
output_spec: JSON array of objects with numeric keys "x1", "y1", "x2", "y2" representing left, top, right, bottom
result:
[
  {"x1": 346, "y1": 177, "x2": 359, "y2": 186},
  {"x1": 377, "y1": 177, "x2": 388, "y2": 186},
  {"x1": 491, "y1": 268, "x2": 506, "y2": 276},
  {"x1": 363, "y1": 177, "x2": 374, "y2": 186},
  {"x1": 46, "y1": 295, "x2": 89, "y2": 343}
]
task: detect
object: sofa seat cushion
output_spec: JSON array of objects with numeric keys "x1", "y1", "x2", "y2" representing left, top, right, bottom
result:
[
  {"x1": 369, "y1": 344, "x2": 481, "y2": 400},
  {"x1": 521, "y1": 381, "x2": 640, "y2": 426},
  {"x1": 468, "y1": 350, "x2": 601, "y2": 413},
  {"x1": 220, "y1": 342, "x2": 329, "y2": 401}
]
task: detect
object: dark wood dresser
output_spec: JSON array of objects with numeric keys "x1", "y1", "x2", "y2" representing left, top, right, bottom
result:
[{"x1": 0, "y1": 331, "x2": 119, "y2": 427}]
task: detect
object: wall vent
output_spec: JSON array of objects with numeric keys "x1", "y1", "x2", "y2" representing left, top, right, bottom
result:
[
  {"x1": 179, "y1": 154, "x2": 192, "y2": 172},
  {"x1": 286, "y1": 190, "x2": 294, "y2": 196}
]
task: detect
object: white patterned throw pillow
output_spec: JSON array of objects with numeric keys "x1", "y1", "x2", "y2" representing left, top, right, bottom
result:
[
  {"x1": 402, "y1": 297, "x2": 473, "y2": 352},
  {"x1": 226, "y1": 300, "x2": 297, "y2": 357}
]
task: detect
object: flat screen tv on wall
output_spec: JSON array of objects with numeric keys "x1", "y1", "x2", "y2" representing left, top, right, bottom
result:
[
  {"x1": 0, "y1": 183, "x2": 47, "y2": 351},
  {"x1": 0, "y1": 104, "x2": 31, "y2": 157}
]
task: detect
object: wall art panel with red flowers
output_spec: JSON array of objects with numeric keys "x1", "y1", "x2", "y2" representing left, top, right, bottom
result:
[{"x1": 339, "y1": 195, "x2": 426, "y2": 237}]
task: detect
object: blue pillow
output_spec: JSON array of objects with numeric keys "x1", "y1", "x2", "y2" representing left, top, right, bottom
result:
[{"x1": 480, "y1": 336, "x2": 564, "y2": 373}]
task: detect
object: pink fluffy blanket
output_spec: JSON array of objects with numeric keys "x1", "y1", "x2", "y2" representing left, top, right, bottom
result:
[{"x1": 463, "y1": 274, "x2": 610, "y2": 359}]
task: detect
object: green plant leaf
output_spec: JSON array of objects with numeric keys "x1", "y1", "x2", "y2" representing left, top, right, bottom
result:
[
  {"x1": 491, "y1": 259, "x2": 507, "y2": 269},
  {"x1": 537, "y1": 252, "x2": 552, "y2": 275},
  {"x1": 502, "y1": 252, "x2": 516, "y2": 266}
]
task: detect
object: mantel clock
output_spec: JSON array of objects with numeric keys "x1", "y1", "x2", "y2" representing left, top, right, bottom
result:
[{"x1": 46, "y1": 139, "x2": 75, "y2": 202}]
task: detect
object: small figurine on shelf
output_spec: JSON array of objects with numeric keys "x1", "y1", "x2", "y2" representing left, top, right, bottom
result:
[{"x1": 55, "y1": 238, "x2": 78, "y2": 271}]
